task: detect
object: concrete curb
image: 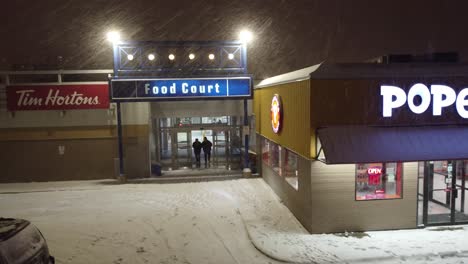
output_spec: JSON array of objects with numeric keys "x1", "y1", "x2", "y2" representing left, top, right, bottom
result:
[{"x1": 239, "y1": 215, "x2": 468, "y2": 264}]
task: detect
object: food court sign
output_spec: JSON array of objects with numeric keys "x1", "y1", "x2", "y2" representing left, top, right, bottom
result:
[{"x1": 110, "y1": 77, "x2": 252, "y2": 101}]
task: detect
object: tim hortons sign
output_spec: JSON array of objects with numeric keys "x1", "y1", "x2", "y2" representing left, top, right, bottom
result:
[{"x1": 7, "y1": 84, "x2": 110, "y2": 111}]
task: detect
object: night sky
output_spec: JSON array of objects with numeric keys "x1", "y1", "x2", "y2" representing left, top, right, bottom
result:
[{"x1": 1, "y1": 0, "x2": 468, "y2": 78}]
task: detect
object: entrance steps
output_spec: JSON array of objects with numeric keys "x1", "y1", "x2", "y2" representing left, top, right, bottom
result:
[{"x1": 127, "y1": 168, "x2": 259, "y2": 184}]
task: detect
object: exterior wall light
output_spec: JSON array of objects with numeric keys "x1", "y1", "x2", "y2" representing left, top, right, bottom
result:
[
  {"x1": 208, "y1": 54, "x2": 215, "y2": 60},
  {"x1": 228, "y1": 53, "x2": 234, "y2": 60},
  {"x1": 189, "y1": 53, "x2": 195, "y2": 60},
  {"x1": 148, "y1": 54, "x2": 155, "y2": 61},
  {"x1": 127, "y1": 54, "x2": 134, "y2": 61},
  {"x1": 169, "y1": 54, "x2": 175, "y2": 60}
]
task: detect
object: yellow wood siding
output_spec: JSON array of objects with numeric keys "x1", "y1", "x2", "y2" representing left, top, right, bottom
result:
[{"x1": 254, "y1": 80, "x2": 312, "y2": 158}]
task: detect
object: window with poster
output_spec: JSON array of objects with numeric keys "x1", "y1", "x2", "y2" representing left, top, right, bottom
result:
[
  {"x1": 356, "y1": 162, "x2": 403, "y2": 200},
  {"x1": 261, "y1": 137, "x2": 300, "y2": 191}
]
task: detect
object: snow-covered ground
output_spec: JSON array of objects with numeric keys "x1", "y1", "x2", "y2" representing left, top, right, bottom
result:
[{"x1": 0, "y1": 178, "x2": 467, "y2": 264}]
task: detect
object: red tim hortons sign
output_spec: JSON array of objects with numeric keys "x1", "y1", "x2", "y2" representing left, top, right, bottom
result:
[{"x1": 7, "y1": 84, "x2": 109, "y2": 111}]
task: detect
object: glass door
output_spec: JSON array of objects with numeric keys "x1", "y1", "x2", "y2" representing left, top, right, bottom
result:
[
  {"x1": 422, "y1": 160, "x2": 468, "y2": 225},
  {"x1": 174, "y1": 131, "x2": 192, "y2": 169},
  {"x1": 212, "y1": 129, "x2": 227, "y2": 168},
  {"x1": 455, "y1": 160, "x2": 467, "y2": 223}
]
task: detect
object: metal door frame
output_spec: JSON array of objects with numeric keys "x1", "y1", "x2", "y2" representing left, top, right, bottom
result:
[
  {"x1": 422, "y1": 160, "x2": 468, "y2": 226},
  {"x1": 158, "y1": 123, "x2": 241, "y2": 170}
]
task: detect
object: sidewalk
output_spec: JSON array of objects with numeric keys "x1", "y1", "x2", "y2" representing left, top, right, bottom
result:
[{"x1": 237, "y1": 182, "x2": 468, "y2": 264}]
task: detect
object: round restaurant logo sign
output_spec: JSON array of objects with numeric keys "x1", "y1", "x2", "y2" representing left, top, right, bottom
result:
[{"x1": 271, "y1": 94, "x2": 282, "y2": 133}]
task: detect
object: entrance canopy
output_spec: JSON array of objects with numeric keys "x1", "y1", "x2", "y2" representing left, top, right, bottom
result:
[{"x1": 317, "y1": 125, "x2": 468, "y2": 164}]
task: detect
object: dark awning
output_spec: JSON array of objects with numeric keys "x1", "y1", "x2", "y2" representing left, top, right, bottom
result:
[{"x1": 317, "y1": 125, "x2": 468, "y2": 164}]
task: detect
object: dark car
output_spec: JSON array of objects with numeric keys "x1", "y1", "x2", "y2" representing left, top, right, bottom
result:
[{"x1": 0, "y1": 218, "x2": 54, "y2": 264}]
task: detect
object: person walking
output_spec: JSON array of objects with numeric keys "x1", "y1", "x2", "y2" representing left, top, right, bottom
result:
[
  {"x1": 192, "y1": 138, "x2": 202, "y2": 168},
  {"x1": 201, "y1": 137, "x2": 213, "y2": 167}
]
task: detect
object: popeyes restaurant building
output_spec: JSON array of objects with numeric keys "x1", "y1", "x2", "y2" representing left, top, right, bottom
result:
[{"x1": 254, "y1": 62, "x2": 468, "y2": 233}]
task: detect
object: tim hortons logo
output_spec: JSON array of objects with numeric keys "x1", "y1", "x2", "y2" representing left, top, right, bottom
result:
[{"x1": 15, "y1": 89, "x2": 100, "y2": 107}]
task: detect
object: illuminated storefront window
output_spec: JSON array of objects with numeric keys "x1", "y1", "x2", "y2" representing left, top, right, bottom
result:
[
  {"x1": 356, "y1": 162, "x2": 403, "y2": 200},
  {"x1": 283, "y1": 149, "x2": 299, "y2": 190},
  {"x1": 262, "y1": 138, "x2": 270, "y2": 165},
  {"x1": 261, "y1": 137, "x2": 299, "y2": 190}
]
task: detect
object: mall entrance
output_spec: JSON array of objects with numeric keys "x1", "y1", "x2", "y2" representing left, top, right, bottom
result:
[
  {"x1": 418, "y1": 160, "x2": 468, "y2": 226},
  {"x1": 152, "y1": 116, "x2": 244, "y2": 172}
]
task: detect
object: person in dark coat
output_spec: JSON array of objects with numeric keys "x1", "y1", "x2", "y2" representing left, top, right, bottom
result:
[
  {"x1": 201, "y1": 137, "x2": 213, "y2": 167},
  {"x1": 192, "y1": 138, "x2": 202, "y2": 168}
]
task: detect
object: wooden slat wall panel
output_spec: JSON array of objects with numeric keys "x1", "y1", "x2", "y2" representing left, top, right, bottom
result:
[
  {"x1": 306, "y1": 161, "x2": 418, "y2": 233},
  {"x1": 0, "y1": 124, "x2": 150, "y2": 182},
  {"x1": 0, "y1": 124, "x2": 149, "y2": 141},
  {"x1": 0, "y1": 126, "x2": 116, "y2": 141},
  {"x1": 254, "y1": 80, "x2": 311, "y2": 158}
]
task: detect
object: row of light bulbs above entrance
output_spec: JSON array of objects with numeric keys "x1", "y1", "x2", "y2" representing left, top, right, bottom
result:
[
  {"x1": 127, "y1": 52, "x2": 235, "y2": 62},
  {"x1": 107, "y1": 30, "x2": 253, "y2": 62}
]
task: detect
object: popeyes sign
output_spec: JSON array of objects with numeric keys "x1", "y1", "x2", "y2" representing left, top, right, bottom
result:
[
  {"x1": 271, "y1": 94, "x2": 282, "y2": 133},
  {"x1": 381, "y1": 83, "x2": 468, "y2": 118},
  {"x1": 7, "y1": 84, "x2": 109, "y2": 111}
]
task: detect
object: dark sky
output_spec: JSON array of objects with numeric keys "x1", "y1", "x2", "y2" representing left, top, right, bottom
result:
[{"x1": 1, "y1": 0, "x2": 468, "y2": 78}]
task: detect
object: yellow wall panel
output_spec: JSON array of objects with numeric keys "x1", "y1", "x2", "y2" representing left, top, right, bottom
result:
[{"x1": 254, "y1": 80, "x2": 312, "y2": 158}]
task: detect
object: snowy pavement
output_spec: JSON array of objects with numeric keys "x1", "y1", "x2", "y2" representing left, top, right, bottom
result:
[{"x1": 0, "y1": 178, "x2": 467, "y2": 264}]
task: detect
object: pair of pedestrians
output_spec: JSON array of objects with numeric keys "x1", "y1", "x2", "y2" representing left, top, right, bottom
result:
[{"x1": 192, "y1": 137, "x2": 213, "y2": 168}]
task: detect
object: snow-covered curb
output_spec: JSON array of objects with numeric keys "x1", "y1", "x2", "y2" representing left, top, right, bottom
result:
[{"x1": 235, "y1": 180, "x2": 468, "y2": 264}]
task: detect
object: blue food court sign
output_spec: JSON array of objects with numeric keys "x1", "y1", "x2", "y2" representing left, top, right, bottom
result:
[{"x1": 110, "y1": 77, "x2": 252, "y2": 101}]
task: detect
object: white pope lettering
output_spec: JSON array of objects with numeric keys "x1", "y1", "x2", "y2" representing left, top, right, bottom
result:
[{"x1": 381, "y1": 84, "x2": 468, "y2": 118}]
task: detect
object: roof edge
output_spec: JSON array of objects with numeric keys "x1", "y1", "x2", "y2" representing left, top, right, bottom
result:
[{"x1": 255, "y1": 63, "x2": 323, "y2": 89}]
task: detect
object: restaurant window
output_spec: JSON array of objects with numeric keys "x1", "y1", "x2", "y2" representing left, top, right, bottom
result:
[
  {"x1": 356, "y1": 162, "x2": 403, "y2": 200},
  {"x1": 283, "y1": 149, "x2": 299, "y2": 190},
  {"x1": 270, "y1": 144, "x2": 281, "y2": 175},
  {"x1": 262, "y1": 138, "x2": 270, "y2": 165}
]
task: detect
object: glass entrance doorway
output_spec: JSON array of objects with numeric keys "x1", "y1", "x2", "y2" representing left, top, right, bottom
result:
[
  {"x1": 155, "y1": 116, "x2": 243, "y2": 172},
  {"x1": 419, "y1": 160, "x2": 468, "y2": 225}
]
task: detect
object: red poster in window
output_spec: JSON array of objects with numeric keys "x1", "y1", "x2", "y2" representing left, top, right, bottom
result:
[{"x1": 6, "y1": 84, "x2": 109, "y2": 111}]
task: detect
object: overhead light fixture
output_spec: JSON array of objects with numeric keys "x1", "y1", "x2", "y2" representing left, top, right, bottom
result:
[
  {"x1": 228, "y1": 53, "x2": 234, "y2": 60},
  {"x1": 127, "y1": 54, "x2": 134, "y2": 61},
  {"x1": 239, "y1": 29, "x2": 253, "y2": 43},
  {"x1": 106, "y1": 31, "x2": 121, "y2": 44},
  {"x1": 169, "y1": 54, "x2": 175, "y2": 60},
  {"x1": 208, "y1": 54, "x2": 215, "y2": 60},
  {"x1": 189, "y1": 53, "x2": 195, "y2": 60},
  {"x1": 148, "y1": 54, "x2": 155, "y2": 61}
]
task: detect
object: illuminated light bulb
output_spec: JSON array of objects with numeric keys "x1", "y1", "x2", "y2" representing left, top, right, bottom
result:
[
  {"x1": 239, "y1": 30, "x2": 253, "y2": 43},
  {"x1": 228, "y1": 53, "x2": 234, "y2": 60},
  {"x1": 189, "y1": 53, "x2": 195, "y2": 60},
  {"x1": 148, "y1": 54, "x2": 155, "y2": 61},
  {"x1": 106, "y1": 31, "x2": 121, "y2": 43},
  {"x1": 127, "y1": 54, "x2": 134, "y2": 61},
  {"x1": 208, "y1": 54, "x2": 215, "y2": 60},
  {"x1": 169, "y1": 54, "x2": 175, "y2": 60}
]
